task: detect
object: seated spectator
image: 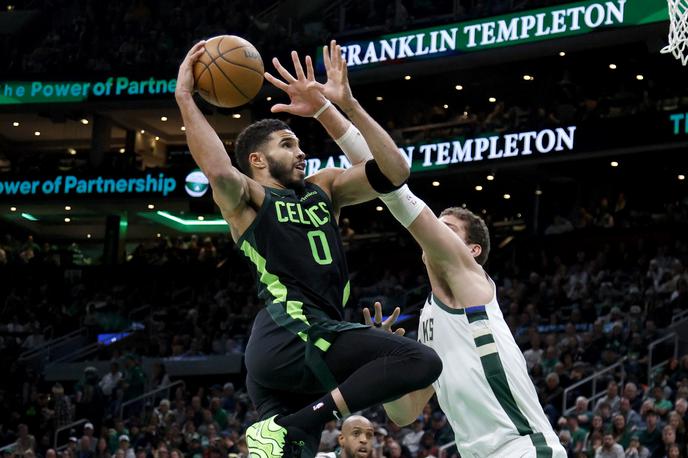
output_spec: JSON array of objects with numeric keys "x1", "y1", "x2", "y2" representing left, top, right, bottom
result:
[
  {"x1": 596, "y1": 433, "x2": 625, "y2": 458},
  {"x1": 624, "y1": 434, "x2": 650, "y2": 458}
]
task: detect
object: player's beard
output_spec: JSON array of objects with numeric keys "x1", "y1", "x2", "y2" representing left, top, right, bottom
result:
[{"x1": 267, "y1": 155, "x2": 305, "y2": 192}]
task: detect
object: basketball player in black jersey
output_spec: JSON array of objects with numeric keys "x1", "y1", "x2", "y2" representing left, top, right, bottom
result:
[{"x1": 176, "y1": 40, "x2": 441, "y2": 457}]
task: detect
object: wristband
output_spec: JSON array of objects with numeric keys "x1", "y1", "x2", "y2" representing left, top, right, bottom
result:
[
  {"x1": 313, "y1": 100, "x2": 332, "y2": 119},
  {"x1": 379, "y1": 185, "x2": 426, "y2": 228}
]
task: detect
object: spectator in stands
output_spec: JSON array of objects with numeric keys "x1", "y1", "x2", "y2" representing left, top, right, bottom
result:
[
  {"x1": 150, "y1": 363, "x2": 171, "y2": 391},
  {"x1": 319, "y1": 420, "x2": 340, "y2": 452},
  {"x1": 14, "y1": 424, "x2": 36, "y2": 455},
  {"x1": 401, "y1": 417, "x2": 424, "y2": 457},
  {"x1": 650, "y1": 386, "x2": 673, "y2": 418},
  {"x1": 83, "y1": 424, "x2": 96, "y2": 452},
  {"x1": 78, "y1": 436, "x2": 94, "y2": 458},
  {"x1": 122, "y1": 355, "x2": 145, "y2": 401},
  {"x1": 624, "y1": 434, "x2": 650, "y2": 458},
  {"x1": 564, "y1": 414, "x2": 587, "y2": 455},
  {"x1": 524, "y1": 333, "x2": 544, "y2": 370},
  {"x1": 619, "y1": 397, "x2": 644, "y2": 431},
  {"x1": 154, "y1": 399, "x2": 172, "y2": 425},
  {"x1": 51, "y1": 383, "x2": 73, "y2": 429},
  {"x1": 597, "y1": 381, "x2": 622, "y2": 413},
  {"x1": 558, "y1": 429, "x2": 574, "y2": 456},
  {"x1": 574, "y1": 396, "x2": 593, "y2": 429},
  {"x1": 213, "y1": 385, "x2": 231, "y2": 413},
  {"x1": 117, "y1": 436, "x2": 134, "y2": 458},
  {"x1": 611, "y1": 414, "x2": 633, "y2": 450},
  {"x1": 585, "y1": 416, "x2": 607, "y2": 452},
  {"x1": 95, "y1": 438, "x2": 110, "y2": 458},
  {"x1": 209, "y1": 397, "x2": 228, "y2": 431},
  {"x1": 596, "y1": 433, "x2": 625, "y2": 458},
  {"x1": 99, "y1": 361, "x2": 123, "y2": 399},
  {"x1": 625, "y1": 383, "x2": 644, "y2": 412},
  {"x1": 649, "y1": 425, "x2": 677, "y2": 458}
]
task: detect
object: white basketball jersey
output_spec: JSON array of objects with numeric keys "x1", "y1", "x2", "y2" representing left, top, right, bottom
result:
[{"x1": 418, "y1": 283, "x2": 566, "y2": 458}]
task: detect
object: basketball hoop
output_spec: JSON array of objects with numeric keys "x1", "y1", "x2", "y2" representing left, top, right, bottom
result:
[{"x1": 662, "y1": 0, "x2": 688, "y2": 65}]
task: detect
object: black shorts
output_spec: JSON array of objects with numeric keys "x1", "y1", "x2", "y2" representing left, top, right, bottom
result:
[{"x1": 244, "y1": 307, "x2": 367, "y2": 418}]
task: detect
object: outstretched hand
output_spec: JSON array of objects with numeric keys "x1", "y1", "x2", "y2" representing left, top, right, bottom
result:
[
  {"x1": 175, "y1": 40, "x2": 206, "y2": 100},
  {"x1": 264, "y1": 50, "x2": 328, "y2": 117},
  {"x1": 314, "y1": 40, "x2": 355, "y2": 109},
  {"x1": 363, "y1": 301, "x2": 405, "y2": 336}
]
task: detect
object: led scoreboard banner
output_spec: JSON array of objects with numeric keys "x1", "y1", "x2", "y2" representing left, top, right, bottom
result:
[{"x1": 316, "y1": 0, "x2": 667, "y2": 70}]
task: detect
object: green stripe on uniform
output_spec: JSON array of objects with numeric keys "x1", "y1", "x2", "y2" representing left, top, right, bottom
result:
[
  {"x1": 530, "y1": 432, "x2": 553, "y2": 458},
  {"x1": 478, "y1": 339, "x2": 534, "y2": 436},
  {"x1": 474, "y1": 334, "x2": 495, "y2": 347},
  {"x1": 342, "y1": 280, "x2": 350, "y2": 307},
  {"x1": 240, "y1": 241, "x2": 287, "y2": 303},
  {"x1": 467, "y1": 311, "x2": 489, "y2": 323}
]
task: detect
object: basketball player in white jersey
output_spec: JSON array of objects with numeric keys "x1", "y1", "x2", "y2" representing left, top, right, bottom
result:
[{"x1": 315, "y1": 39, "x2": 566, "y2": 458}]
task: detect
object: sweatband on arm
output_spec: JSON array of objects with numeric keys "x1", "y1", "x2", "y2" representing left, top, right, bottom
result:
[
  {"x1": 334, "y1": 123, "x2": 373, "y2": 164},
  {"x1": 365, "y1": 159, "x2": 405, "y2": 194},
  {"x1": 379, "y1": 185, "x2": 426, "y2": 228}
]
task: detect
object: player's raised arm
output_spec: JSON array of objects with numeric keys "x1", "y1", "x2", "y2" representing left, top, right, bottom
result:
[{"x1": 175, "y1": 41, "x2": 253, "y2": 216}]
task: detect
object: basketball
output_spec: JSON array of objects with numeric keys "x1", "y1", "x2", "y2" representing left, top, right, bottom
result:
[{"x1": 193, "y1": 35, "x2": 264, "y2": 108}]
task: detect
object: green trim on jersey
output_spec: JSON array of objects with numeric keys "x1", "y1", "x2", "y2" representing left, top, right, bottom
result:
[
  {"x1": 469, "y1": 312, "x2": 546, "y2": 443},
  {"x1": 530, "y1": 432, "x2": 553, "y2": 458},
  {"x1": 342, "y1": 280, "x2": 350, "y2": 307},
  {"x1": 241, "y1": 240, "x2": 332, "y2": 350},
  {"x1": 431, "y1": 293, "x2": 465, "y2": 315}
]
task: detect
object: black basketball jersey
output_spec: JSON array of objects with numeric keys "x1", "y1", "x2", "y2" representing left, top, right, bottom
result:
[{"x1": 237, "y1": 182, "x2": 350, "y2": 324}]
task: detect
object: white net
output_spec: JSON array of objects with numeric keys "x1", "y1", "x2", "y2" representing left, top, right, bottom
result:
[{"x1": 662, "y1": 0, "x2": 688, "y2": 65}]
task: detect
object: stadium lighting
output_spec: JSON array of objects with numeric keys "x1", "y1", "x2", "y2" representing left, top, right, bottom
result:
[
  {"x1": 140, "y1": 130, "x2": 145, "y2": 134},
  {"x1": 266, "y1": 96, "x2": 272, "y2": 101},
  {"x1": 154, "y1": 136, "x2": 160, "y2": 141},
  {"x1": 443, "y1": 104, "x2": 449, "y2": 109},
  {"x1": 611, "y1": 161, "x2": 619, "y2": 167},
  {"x1": 475, "y1": 185, "x2": 483, "y2": 191},
  {"x1": 7, "y1": 5, "x2": 15, "y2": 12},
  {"x1": 67, "y1": 148, "x2": 77, "y2": 155},
  {"x1": 64, "y1": 217, "x2": 71, "y2": 223},
  {"x1": 197, "y1": 216, "x2": 205, "y2": 221},
  {"x1": 155, "y1": 211, "x2": 227, "y2": 227},
  {"x1": 80, "y1": 118, "x2": 89, "y2": 125},
  {"x1": 535, "y1": 189, "x2": 543, "y2": 195},
  {"x1": 160, "y1": 116, "x2": 168, "y2": 122},
  {"x1": 609, "y1": 64, "x2": 617, "y2": 70},
  {"x1": 523, "y1": 75, "x2": 533, "y2": 81},
  {"x1": 487, "y1": 174, "x2": 494, "y2": 181},
  {"x1": 65, "y1": 205, "x2": 71, "y2": 211},
  {"x1": 147, "y1": 204, "x2": 155, "y2": 209},
  {"x1": 376, "y1": 96, "x2": 383, "y2": 101},
  {"x1": 503, "y1": 194, "x2": 511, "y2": 200},
  {"x1": 156, "y1": 233, "x2": 161, "y2": 238},
  {"x1": 432, "y1": 181, "x2": 440, "y2": 187},
  {"x1": 12, "y1": 121, "x2": 19, "y2": 127},
  {"x1": 404, "y1": 75, "x2": 411, "y2": 80},
  {"x1": 679, "y1": 174, "x2": 685, "y2": 181},
  {"x1": 10, "y1": 207, "x2": 17, "y2": 212},
  {"x1": 232, "y1": 114, "x2": 241, "y2": 119},
  {"x1": 34, "y1": 131, "x2": 40, "y2": 136},
  {"x1": 376, "y1": 206, "x2": 384, "y2": 211},
  {"x1": 21, "y1": 213, "x2": 38, "y2": 221},
  {"x1": 87, "y1": 234, "x2": 92, "y2": 239},
  {"x1": 559, "y1": 51, "x2": 566, "y2": 57},
  {"x1": 636, "y1": 74, "x2": 644, "y2": 81},
  {"x1": 455, "y1": 85, "x2": 463, "y2": 91},
  {"x1": 180, "y1": 126, "x2": 186, "y2": 131},
  {"x1": 488, "y1": 97, "x2": 497, "y2": 103},
  {"x1": 119, "y1": 148, "x2": 125, "y2": 153}
]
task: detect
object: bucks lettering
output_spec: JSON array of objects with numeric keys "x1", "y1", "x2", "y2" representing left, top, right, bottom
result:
[
  {"x1": 275, "y1": 200, "x2": 330, "y2": 228},
  {"x1": 421, "y1": 318, "x2": 434, "y2": 342}
]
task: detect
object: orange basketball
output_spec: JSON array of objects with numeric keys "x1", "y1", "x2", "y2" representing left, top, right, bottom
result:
[{"x1": 193, "y1": 35, "x2": 264, "y2": 108}]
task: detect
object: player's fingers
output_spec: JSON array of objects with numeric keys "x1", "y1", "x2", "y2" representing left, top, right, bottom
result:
[
  {"x1": 270, "y1": 103, "x2": 291, "y2": 113},
  {"x1": 362, "y1": 307, "x2": 373, "y2": 326},
  {"x1": 305, "y1": 55, "x2": 315, "y2": 81},
  {"x1": 394, "y1": 328, "x2": 406, "y2": 337},
  {"x1": 291, "y1": 51, "x2": 306, "y2": 80},
  {"x1": 330, "y1": 40, "x2": 338, "y2": 66},
  {"x1": 384, "y1": 307, "x2": 401, "y2": 327},
  {"x1": 264, "y1": 72, "x2": 289, "y2": 91},
  {"x1": 189, "y1": 40, "x2": 206, "y2": 56},
  {"x1": 374, "y1": 302, "x2": 383, "y2": 324},
  {"x1": 322, "y1": 46, "x2": 331, "y2": 73},
  {"x1": 272, "y1": 57, "x2": 296, "y2": 82}
]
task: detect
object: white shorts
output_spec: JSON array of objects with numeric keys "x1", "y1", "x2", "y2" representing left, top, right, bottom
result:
[{"x1": 487, "y1": 433, "x2": 568, "y2": 458}]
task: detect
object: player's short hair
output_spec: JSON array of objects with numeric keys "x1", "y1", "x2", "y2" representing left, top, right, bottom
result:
[
  {"x1": 439, "y1": 207, "x2": 490, "y2": 266},
  {"x1": 234, "y1": 119, "x2": 290, "y2": 177}
]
